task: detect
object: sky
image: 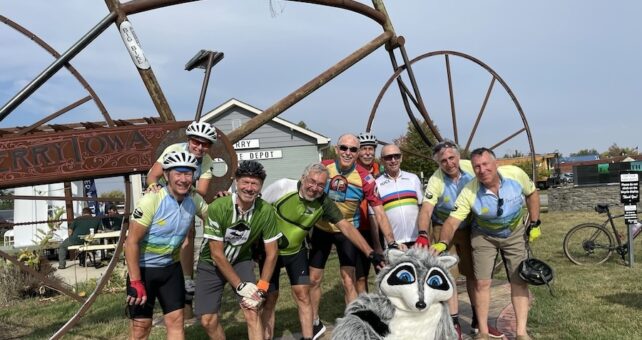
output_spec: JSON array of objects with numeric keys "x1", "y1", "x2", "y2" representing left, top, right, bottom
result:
[{"x1": 1, "y1": 0, "x2": 641, "y2": 158}]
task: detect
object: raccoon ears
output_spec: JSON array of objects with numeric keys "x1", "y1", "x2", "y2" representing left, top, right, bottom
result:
[
  {"x1": 384, "y1": 248, "x2": 406, "y2": 263},
  {"x1": 437, "y1": 254, "x2": 459, "y2": 269}
]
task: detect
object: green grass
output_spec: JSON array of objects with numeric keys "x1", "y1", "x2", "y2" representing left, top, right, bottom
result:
[{"x1": 2, "y1": 210, "x2": 642, "y2": 339}]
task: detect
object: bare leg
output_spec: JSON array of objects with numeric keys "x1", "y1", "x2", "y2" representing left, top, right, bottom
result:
[
  {"x1": 261, "y1": 291, "x2": 279, "y2": 340},
  {"x1": 339, "y1": 266, "x2": 358, "y2": 304},
  {"x1": 511, "y1": 281, "x2": 530, "y2": 336},
  {"x1": 163, "y1": 309, "x2": 185, "y2": 340},
  {"x1": 200, "y1": 313, "x2": 226, "y2": 340},
  {"x1": 309, "y1": 267, "x2": 325, "y2": 321},
  {"x1": 474, "y1": 279, "x2": 492, "y2": 335},
  {"x1": 291, "y1": 284, "x2": 313, "y2": 338},
  {"x1": 355, "y1": 276, "x2": 368, "y2": 294},
  {"x1": 129, "y1": 318, "x2": 152, "y2": 340},
  {"x1": 243, "y1": 307, "x2": 263, "y2": 340}
]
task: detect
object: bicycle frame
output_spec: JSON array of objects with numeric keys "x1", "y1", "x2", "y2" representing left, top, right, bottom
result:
[{"x1": 596, "y1": 204, "x2": 641, "y2": 258}]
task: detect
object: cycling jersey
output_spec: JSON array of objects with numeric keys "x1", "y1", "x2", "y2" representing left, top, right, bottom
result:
[
  {"x1": 424, "y1": 159, "x2": 475, "y2": 227},
  {"x1": 357, "y1": 162, "x2": 382, "y2": 232},
  {"x1": 316, "y1": 159, "x2": 382, "y2": 233},
  {"x1": 130, "y1": 187, "x2": 208, "y2": 267},
  {"x1": 199, "y1": 194, "x2": 281, "y2": 265},
  {"x1": 262, "y1": 178, "x2": 344, "y2": 256},
  {"x1": 449, "y1": 165, "x2": 536, "y2": 238},
  {"x1": 375, "y1": 170, "x2": 423, "y2": 243},
  {"x1": 157, "y1": 143, "x2": 214, "y2": 183}
]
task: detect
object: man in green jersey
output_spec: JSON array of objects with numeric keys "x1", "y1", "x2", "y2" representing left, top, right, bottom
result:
[
  {"x1": 194, "y1": 160, "x2": 281, "y2": 340},
  {"x1": 260, "y1": 163, "x2": 385, "y2": 340}
]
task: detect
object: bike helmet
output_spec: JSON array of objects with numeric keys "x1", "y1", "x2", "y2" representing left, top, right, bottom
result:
[
  {"x1": 235, "y1": 160, "x2": 267, "y2": 181},
  {"x1": 518, "y1": 257, "x2": 554, "y2": 286},
  {"x1": 186, "y1": 121, "x2": 217, "y2": 143},
  {"x1": 358, "y1": 132, "x2": 377, "y2": 147},
  {"x1": 162, "y1": 151, "x2": 198, "y2": 171}
]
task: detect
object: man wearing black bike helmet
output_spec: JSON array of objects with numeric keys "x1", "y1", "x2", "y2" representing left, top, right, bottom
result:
[
  {"x1": 195, "y1": 160, "x2": 281, "y2": 340},
  {"x1": 430, "y1": 147, "x2": 541, "y2": 340},
  {"x1": 125, "y1": 151, "x2": 208, "y2": 340}
]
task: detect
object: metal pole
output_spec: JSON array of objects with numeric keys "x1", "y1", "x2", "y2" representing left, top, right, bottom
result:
[
  {"x1": 628, "y1": 223, "x2": 634, "y2": 267},
  {"x1": 227, "y1": 31, "x2": 392, "y2": 143},
  {"x1": 0, "y1": 13, "x2": 117, "y2": 121},
  {"x1": 194, "y1": 53, "x2": 215, "y2": 121}
]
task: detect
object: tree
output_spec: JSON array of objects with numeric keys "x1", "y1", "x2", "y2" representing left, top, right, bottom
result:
[
  {"x1": 100, "y1": 190, "x2": 124, "y2": 200},
  {"x1": 0, "y1": 189, "x2": 13, "y2": 209},
  {"x1": 502, "y1": 150, "x2": 525, "y2": 158},
  {"x1": 570, "y1": 149, "x2": 599, "y2": 157},
  {"x1": 397, "y1": 121, "x2": 439, "y2": 181},
  {"x1": 601, "y1": 143, "x2": 639, "y2": 158}
]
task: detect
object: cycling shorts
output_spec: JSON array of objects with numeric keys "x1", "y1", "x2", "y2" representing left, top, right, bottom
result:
[
  {"x1": 309, "y1": 227, "x2": 357, "y2": 269},
  {"x1": 262, "y1": 248, "x2": 310, "y2": 292},
  {"x1": 126, "y1": 262, "x2": 185, "y2": 319}
]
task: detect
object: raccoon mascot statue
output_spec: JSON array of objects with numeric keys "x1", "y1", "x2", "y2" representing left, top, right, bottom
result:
[{"x1": 333, "y1": 248, "x2": 458, "y2": 340}]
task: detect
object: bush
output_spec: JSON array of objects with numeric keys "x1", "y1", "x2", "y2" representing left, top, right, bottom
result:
[{"x1": 0, "y1": 259, "x2": 65, "y2": 305}]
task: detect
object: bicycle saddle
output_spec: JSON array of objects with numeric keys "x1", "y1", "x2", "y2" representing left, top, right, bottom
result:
[{"x1": 595, "y1": 204, "x2": 610, "y2": 214}]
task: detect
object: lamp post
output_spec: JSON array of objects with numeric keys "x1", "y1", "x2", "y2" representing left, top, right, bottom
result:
[{"x1": 185, "y1": 50, "x2": 224, "y2": 121}]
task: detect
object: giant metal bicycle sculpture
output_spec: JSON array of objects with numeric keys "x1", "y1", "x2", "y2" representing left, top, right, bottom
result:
[{"x1": 0, "y1": 1, "x2": 537, "y2": 338}]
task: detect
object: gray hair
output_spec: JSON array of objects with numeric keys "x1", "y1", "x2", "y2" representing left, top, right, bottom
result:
[
  {"x1": 470, "y1": 147, "x2": 496, "y2": 160},
  {"x1": 302, "y1": 163, "x2": 329, "y2": 178},
  {"x1": 432, "y1": 139, "x2": 460, "y2": 162},
  {"x1": 337, "y1": 133, "x2": 359, "y2": 147}
]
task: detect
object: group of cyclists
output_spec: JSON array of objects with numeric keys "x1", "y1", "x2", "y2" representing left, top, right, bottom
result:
[{"x1": 124, "y1": 121, "x2": 542, "y2": 340}]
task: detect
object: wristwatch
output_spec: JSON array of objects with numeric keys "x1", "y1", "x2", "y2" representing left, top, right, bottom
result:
[{"x1": 529, "y1": 219, "x2": 541, "y2": 227}]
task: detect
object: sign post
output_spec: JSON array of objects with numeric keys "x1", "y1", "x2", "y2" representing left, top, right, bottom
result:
[{"x1": 620, "y1": 172, "x2": 640, "y2": 266}]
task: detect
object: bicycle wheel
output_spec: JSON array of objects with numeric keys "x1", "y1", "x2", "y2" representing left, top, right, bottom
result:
[{"x1": 563, "y1": 223, "x2": 614, "y2": 265}]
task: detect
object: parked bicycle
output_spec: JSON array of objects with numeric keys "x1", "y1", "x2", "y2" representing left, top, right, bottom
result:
[{"x1": 563, "y1": 203, "x2": 642, "y2": 265}]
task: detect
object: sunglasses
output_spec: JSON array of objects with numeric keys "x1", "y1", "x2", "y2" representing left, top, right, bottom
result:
[
  {"x1": 189, "y1": 138, "x2": 211, "y2": 148},
  {"x1": 432, "y1": 141, "x2": 456, "y2": 154},
  {"x1": 338, "y1": 145, "x2": 359, "y2": 153},
  {"x1": 382, "y1": 153, "x2": 402, "y2": 161},
  {"x1": 496, "y1": 197, "x2": 504, "y2": 217}
]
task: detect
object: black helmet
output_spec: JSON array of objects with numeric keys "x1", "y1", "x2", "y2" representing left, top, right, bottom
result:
[
  {"x1": 519, "y1": 257, "x2": 554, "y2": 286},
  {"x1": 235, "y1": 160, "x2": 267, "y2": 181}
]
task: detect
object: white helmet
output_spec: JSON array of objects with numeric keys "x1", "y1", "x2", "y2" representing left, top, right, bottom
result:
[
  {"x1": 358, "y1": 132, "x2": 377, "y2": 147},
  {"x1": 162, "y1": 151, "x2": 198, "y2": 171},
  {"x1": 186, "y1": 121, "x2": 217, "y2": 143}
]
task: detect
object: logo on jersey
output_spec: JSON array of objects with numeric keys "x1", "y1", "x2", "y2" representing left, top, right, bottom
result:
[
  {"x1": 364, "y1": 174, "x2": 375, "y2": 185},
  {"x1": 425, "y1": 191, "x2": 433, "y2": 199},
  {"x1": 452, "y1": 205, "x2": 458, "y2": 211},
  {"x1": 224, "y1": 221, "x2": 251, "y2": 246},
  {"x1": 133, "y1": 208, "x2": 143, "y2": 219},
  {"x1": 328, "y1": 175, "x2": 348, "y2": 202}
]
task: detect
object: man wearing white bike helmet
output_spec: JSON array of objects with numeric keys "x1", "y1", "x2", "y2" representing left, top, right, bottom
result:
[
  {"x1": 146, "y1": 121, "x2": 217, "y2": 196},
  {"x1": 145, "y1": 120, "x2": 218, "y2": 318},
  {"x1": 354, "y1": 132, "x2": 385, "y2": 295},
  {"x1": 126, "y1": 151, "x2": 208, "y2": 340}
]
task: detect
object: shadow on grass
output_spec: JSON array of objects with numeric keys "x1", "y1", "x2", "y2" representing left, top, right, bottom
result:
[{"x1": 599, "y1": 292, "x2": 642, "y2": 309}]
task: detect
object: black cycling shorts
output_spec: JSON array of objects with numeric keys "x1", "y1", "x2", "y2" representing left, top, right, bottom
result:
[
  {"x1": 126, "y1": 262, "x2": 185, "y2": 319},
  {"x1": 309, "y1": 227, "x2": 357, "y2": 269},
  {"x1": 263, "y1": 248, "x2": 310, "y2": 292}
]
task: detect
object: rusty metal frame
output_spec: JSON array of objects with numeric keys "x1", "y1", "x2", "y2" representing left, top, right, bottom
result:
[
  {"x1": 0, "y1": 1, "x2": 538, "y2": 338},
  {"x1": 367, "y1": 50, "x2": 536, "y2": 178}
]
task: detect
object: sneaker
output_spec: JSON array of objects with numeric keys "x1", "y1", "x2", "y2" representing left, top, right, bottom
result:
[
  {"x1": 312, "y1": 320, "x2": 326, "y2": 340},
  {"x1": 57, "y1": 264, "x2": 66, "y2": 270},
  {"x1": 454, "y1": 323, "x2": 462, "y2": 340},
  {"x1": 471, "y1": 324, "x2": 504, "y2": 338}
]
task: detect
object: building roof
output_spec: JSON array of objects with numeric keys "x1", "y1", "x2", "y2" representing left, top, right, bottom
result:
[
  {"x1": 560, "y1": 155, "x2": 600, "y2": 163},
  {"x1": 201, "y1": 98, "x2": 331, "y2": 145}
]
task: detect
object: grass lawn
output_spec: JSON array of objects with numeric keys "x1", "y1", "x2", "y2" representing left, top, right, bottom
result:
[{"x1": 1, "y1": 210, "x2": 642, "y2": 339}]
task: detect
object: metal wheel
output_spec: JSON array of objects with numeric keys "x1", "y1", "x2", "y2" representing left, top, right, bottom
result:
[
  {"x1": 369, "y1": 50, "x2": 536, "y2": 172},
  {"x1": 563, "y1": 223, "x2": 614, "y2": 265}
]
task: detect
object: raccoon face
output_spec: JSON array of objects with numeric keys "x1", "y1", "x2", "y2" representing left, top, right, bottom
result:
[{"x1": 380, "y1": 260, "x2": 453, "y2": 312}]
